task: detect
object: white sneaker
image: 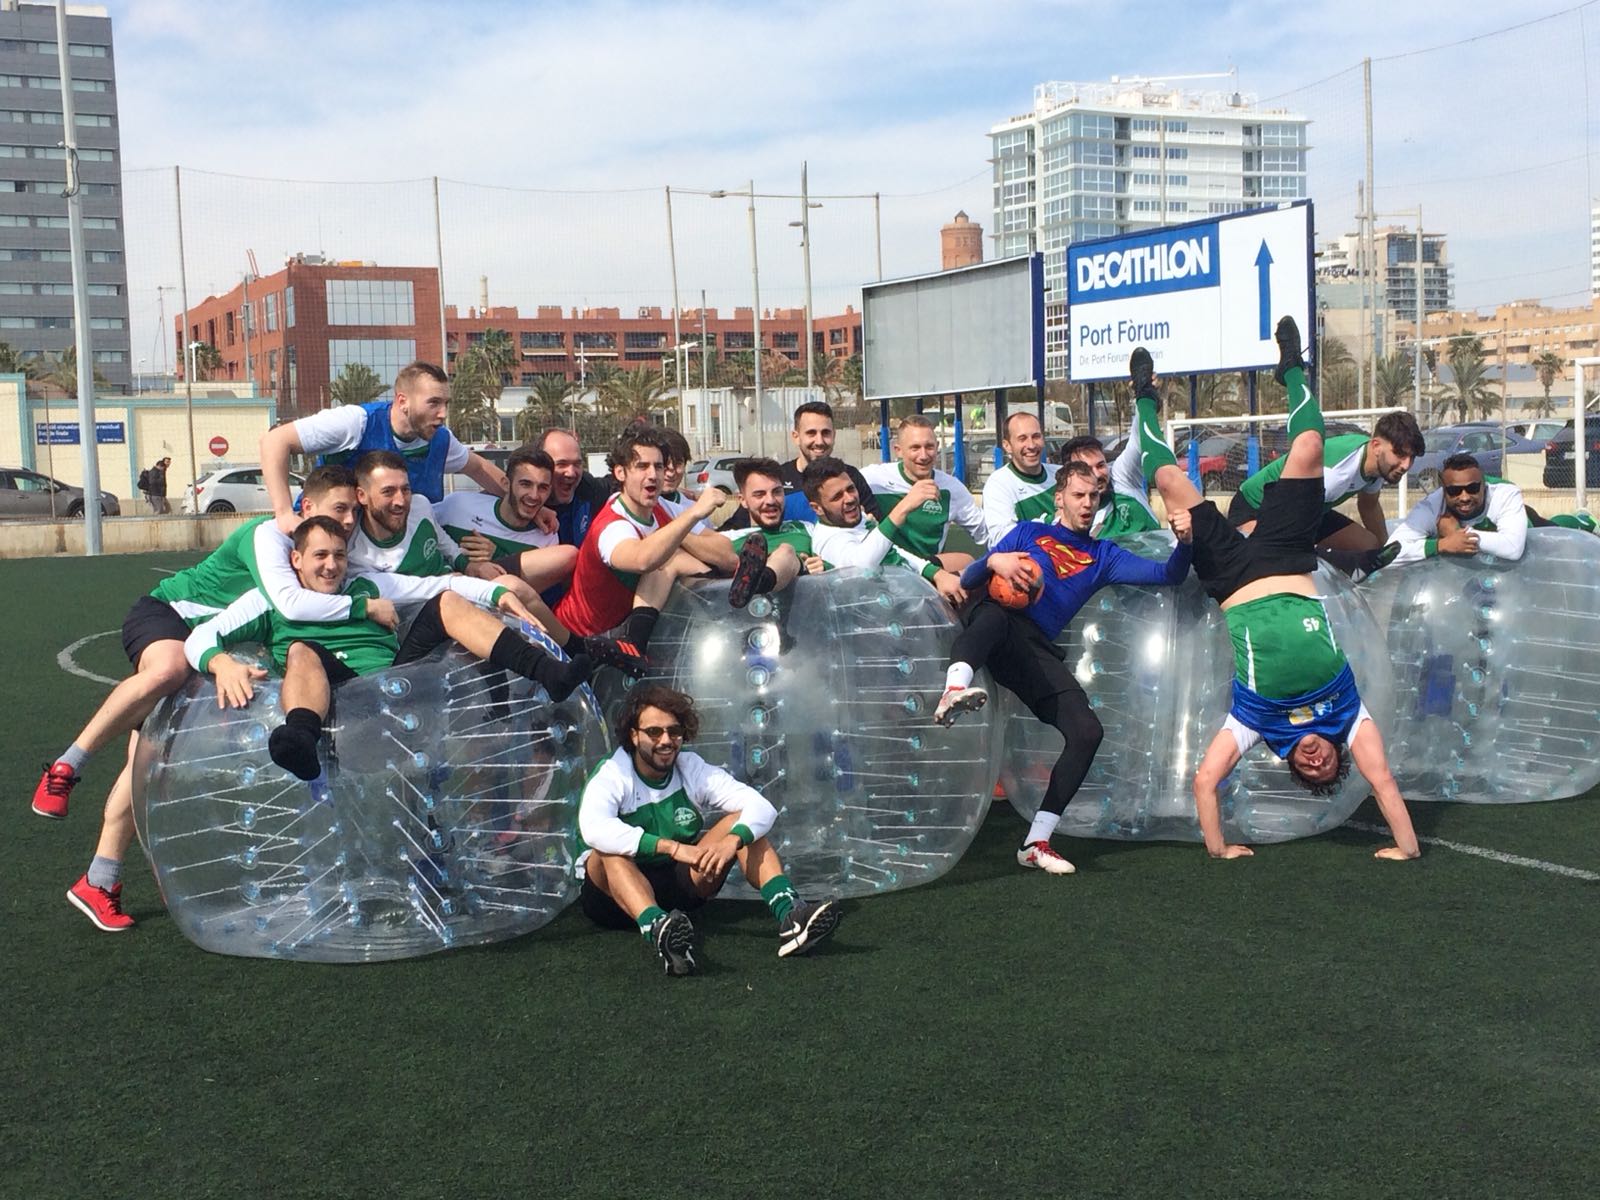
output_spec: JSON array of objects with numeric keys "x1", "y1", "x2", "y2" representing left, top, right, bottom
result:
[
  {"x1": 1017, "y1": 840, "x2": 1075, "y2": 875},
  {"x1": 934, "y1": 685, "x2": 989, "y2": 727}
]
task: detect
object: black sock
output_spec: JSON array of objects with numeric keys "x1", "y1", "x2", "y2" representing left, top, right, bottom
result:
[
  {"x1": 1314, "y1": 546, "x2": 1367, "y2": 577},
  {"x1": 622, "y1": 606, "x2": 660, "y2": 650},
  {"x1": 269, "y1": 708, "x2": 324, "y2": 781},
  {"x1": 753, "y1": 566, "x2": 778, "y2": 595},
  {"x1": 489, "y1": 628, "x2": 590, "y2": 701}
]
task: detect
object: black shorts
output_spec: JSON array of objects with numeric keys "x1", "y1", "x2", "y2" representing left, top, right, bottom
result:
[
  {"x1": 291, "y1": 594, "x2": 453, "y2": 687},
  {"x1": 121, "y1": 594, "x2": 192, "y2": 666},
  {"x1": 1227, "y1": 489, "x2": 1356, "y2": 542},
  {"x1": 1194, "y1": 476, "x2": 1322, "y2": 604},
  {"x1": 579, "y1": 857, "x2": 715, "y2": 930},
  {"x1": 968, "y1": 599, "x2": 1082, "y2": 713}
]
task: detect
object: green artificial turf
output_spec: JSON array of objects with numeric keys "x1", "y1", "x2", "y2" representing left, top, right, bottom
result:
[{"x1": 2, "y1": 551, "x2": 1597, "y2": 1199}]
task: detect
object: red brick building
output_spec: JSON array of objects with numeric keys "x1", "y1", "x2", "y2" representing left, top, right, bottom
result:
[
  {"x1": 178, "y1": 256, "x2": 443, "y2": 420},
  {"x1": 447, "y1": 303, "x2": 863, "y2": 384}
]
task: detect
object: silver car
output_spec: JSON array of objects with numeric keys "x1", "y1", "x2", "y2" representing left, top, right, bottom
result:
[
  {"x1": 685, "y1": 454, "x2": 742, "y2": 493},
  {"x1": 0, "y1": 467, "x2": 121, "y2": 519}
]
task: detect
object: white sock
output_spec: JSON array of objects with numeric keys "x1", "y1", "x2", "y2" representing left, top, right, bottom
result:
[
  {"x1": 944, "y1": 662, "x2": 974, "y2": 691},
  {"x1": 1026, "y1": 810, "x2": 1059, "y2": 846}
]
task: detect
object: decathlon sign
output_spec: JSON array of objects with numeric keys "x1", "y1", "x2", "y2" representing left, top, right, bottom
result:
[{"x1": 1066, "y1": 201, "x2": 1313, "y2": 383}]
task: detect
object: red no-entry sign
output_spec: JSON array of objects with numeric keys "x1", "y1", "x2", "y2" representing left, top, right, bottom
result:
[{"x1": 208, "y1": 435, "x2": 229, "y2": 457}]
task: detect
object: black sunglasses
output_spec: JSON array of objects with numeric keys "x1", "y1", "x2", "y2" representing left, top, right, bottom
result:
[{"x1": 1443, "y1": 481, "x2": 1482, "y2": 497}]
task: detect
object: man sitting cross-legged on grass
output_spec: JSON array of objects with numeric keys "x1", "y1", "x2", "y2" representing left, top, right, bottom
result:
[
  {"x1": 1129, "y1": 318, "x2": 1421, "y2": 861},
  {"x1": 803, "y1": 456, "x2": 968, "y2": 607},
  {"x1": 185, "y1": 516, "x2": 596, "y2": 785},
  {"x1": 552, "y1": 426, "x2": 776, "y2": 650},
  {"x1": 935, "y1": 461, "x2": 1192, "y2": 875},
  {"x1": 577, "y1": 684, "x2": 841, "y2": 976},
  {"x1": 40, "y1": 467, "x2": 370, "y2": 931}
]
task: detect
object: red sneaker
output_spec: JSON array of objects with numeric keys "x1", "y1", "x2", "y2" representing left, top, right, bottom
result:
[
  {"x1": 67, "y1": 874, "x2": 135, "y2": 931},
  {"x1": 31, "y1": 761, "x2": 79, "y2": 819}
]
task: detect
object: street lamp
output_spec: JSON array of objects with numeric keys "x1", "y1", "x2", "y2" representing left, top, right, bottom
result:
[
  {"x1": 673, "y1": 339, "x2": 702, "y2": 450},
  {"x1": 787, "y1": 161, "x2": 824, "y2": 390},
  {"x1": 710, "y1": 182, "x2": 764, "y2": 456}
]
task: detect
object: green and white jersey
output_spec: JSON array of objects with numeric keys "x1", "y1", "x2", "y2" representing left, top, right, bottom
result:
[
  {"x1": 982, "y1": 462, "x2": 1055, "y2": 545},
  {"x1": 150, "y1": 514, "x2": 356, "y2": 628},
  {"x1": 725, "y1": 520, "x2": 815, "y2": 557},
  {"x1": 809, "y1": 517, "x2": 941, "y2": 580},
  {"x1": 1224, "y1": 593, "x2": 1348, "y2": 700},
  {"x1": 1391, "y1": 479, "x2": 1528, "y2": 564},
  {"x1": 1237, "y1": 433, "x2": 1379, "y2": 511},
  {"x1": 576, "y1": 746, "x2": 778, "y2": 871},
  {"x1": 658, "y1": 491, "x2": 713, "y2": 534},
  {"x1": 348, "y1": 495, "x2": 466, "y2": 579},
  {"x1": 184, "y1": 571, "x2": 506, "y2": 678},
  {"x1": 435, "y1": 490, "x2": 558, "y2": 559},
  {"x1": 1091, "y1": 488, "x2": 1161, "y2": 540},
  {"x1": 860, "y1": 461, "x2": 987, "y2": 558}
]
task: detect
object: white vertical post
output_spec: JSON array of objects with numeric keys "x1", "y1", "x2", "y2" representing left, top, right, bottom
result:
[
  {"x1": 432, "y1": 177, "x2": 447, "y2": 372},
  {"x1": 664, "y1": 186, "x2": 682, "y2": 400},
  {"x1": 1577, "y1": 359, "x2": 1593, "y2": 511},
  {"x1": 800, "y1": 163, "x2": 814, "y2": 391},
  {"x1": 175, "y1": 166, "x2": 199, "y2": 515},
  {"x1": 56, "y1": 5, "x2": 101, "y2": 551},
  {"x1": 747, "y1": 180, "x2": 764, "y2": 457}
]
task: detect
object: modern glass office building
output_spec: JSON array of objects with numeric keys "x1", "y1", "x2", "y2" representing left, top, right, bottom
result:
[
  {"x1": 0, "y1": 1, "x2": 129, "y2": 391},
  {"x1": 990, "y1": 79, "x2": 1309, "y2": 378}
]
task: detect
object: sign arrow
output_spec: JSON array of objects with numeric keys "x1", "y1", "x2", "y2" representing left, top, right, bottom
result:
[{"x1": 1254, "y1": 240, "x2": 1274, "y2": 340}]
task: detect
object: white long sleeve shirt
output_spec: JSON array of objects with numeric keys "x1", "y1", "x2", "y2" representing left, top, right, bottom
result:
[{"x1": 1391, "y1": 480, "x2": 1528, "y2": 564}]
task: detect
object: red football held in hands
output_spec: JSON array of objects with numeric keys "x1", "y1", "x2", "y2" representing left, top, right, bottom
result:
[{"x1": 987, "y1": 557, "x2": 1042, "y2": 610}]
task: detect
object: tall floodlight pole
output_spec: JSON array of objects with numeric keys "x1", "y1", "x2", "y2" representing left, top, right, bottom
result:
[
  {"x1": 1414, "y1": 207, "x2": 1424, "y2": 415},
  {"x1": 175, "y1": 166, "x2": 199, "y2": 514},
  {"x1": 55, "y1": 6, "x2": 101, "y2": 553},
  {"x1": 873, "y1": 192, "x2": 883, "y2": 280},
  {"x1": 800, "y1": 164, "x2": 815, "y2": 390},
  {"x1": 1363, "y1": 57, "x2": 1378, "y2": 407},
  {"x1": 712, "y1": 183, "x2": 764, "y2": 455},
  {"x1": 664, "y1": 186, "x2": 683, "y2": 400},
  {"x1": 432, "y1": 177, "x2": 448, "y2": 376}
]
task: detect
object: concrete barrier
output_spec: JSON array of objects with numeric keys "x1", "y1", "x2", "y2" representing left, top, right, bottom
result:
[{"x1": 0, "y1": 513, "x2": 251, "y2": 560}]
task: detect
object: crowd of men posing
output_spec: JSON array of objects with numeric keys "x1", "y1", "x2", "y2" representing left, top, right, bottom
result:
[{"x1": 29, "y1": 329, "x2": 1573, "y2": 976}]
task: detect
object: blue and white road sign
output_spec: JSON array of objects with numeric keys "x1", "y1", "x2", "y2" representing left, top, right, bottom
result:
[{"x1": 1065, "y1": 200, "x2": 1314, "y2": 382}]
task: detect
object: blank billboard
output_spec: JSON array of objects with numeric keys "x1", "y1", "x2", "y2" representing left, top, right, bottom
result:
[{"x1": 862, "y1": 253, "x2": 1043, "y2": 401}]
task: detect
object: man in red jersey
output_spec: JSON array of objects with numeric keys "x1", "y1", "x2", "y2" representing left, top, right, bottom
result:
[{"x1": 554, "y1": 426, "x2": 749, "y2": 649}]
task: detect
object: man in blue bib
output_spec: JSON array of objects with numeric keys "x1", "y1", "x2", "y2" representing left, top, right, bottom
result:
[
  {"x1": 261, "y1": 361, "x2": 509, "y2": 531},
  {"x1": 1131, "y1": 317, "x2": 1420, "y2": 862}
]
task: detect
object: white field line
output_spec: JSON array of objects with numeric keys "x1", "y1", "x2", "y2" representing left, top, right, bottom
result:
[
  {"x1": 57, "y1": 630, "x2": 120, "y2": 687},
  {"x1": 1347, "y1": 821, "x2": 1600, "y2": 882}
]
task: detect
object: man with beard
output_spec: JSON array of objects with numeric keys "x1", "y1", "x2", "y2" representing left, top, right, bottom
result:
[
  {"x1": 1058, "y1": 435, "x2": 1162, "y2": 541},
  {"x1": 720, "y1": 400, "x2": 881, "y2": 529},
  {"x1": 438, "y1": 448, "x2": 579, "y2": 595},
  {"x1": 935, "y1": 462, "x2": 1192, "y2": 876},
  {"x1": 1388, "y1": 454, "x2": 1528, "y2": 563}
]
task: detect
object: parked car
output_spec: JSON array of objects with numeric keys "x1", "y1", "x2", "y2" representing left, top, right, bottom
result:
[
  {"x1": 686, "y1": 455, "x2": 742, "y2": 493},
  {"x1": 182, "y1": 466, "x2": 303, "y2": 514},
  {"x1": 1507, "y1": 419, "x2": 1567, "y2": 450},
  {"x1": 1406, "y1": 424, "x2": 1538, "y2": 491},
  {"x1": 0, "y1": 467, "x2": 120, "y2": 519},
  {"x1": 1543, "y1": 420, "x2": 1600, "y2": 488}
]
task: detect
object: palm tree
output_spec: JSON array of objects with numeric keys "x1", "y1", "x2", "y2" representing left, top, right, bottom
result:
[
  {"x1": 475, "y1": 328, "x2": 518, "y2": 386},
  {"x1": 1439, "y1": 336, "x2": 1498, "y2": 423},
  {"x1": 603, "y1": 365, "x2": 667, "y2": 415},
  {"x1": 1531, "y1": 351, "x2": 1563, "y2": 418},
  {"x1": 1375, "y1": 352, "x2": 1415, "y2": 408},
  {"x1": 328, "y1": 362, "x2": 385, "y2": 407},
  {"x1": 189, "y1": 342, "x2": 224, "y2": 382},
  {"x1": 448, "y1": 348, "x2": 502, "y2": 442},
  {"x1": 516, "y1": 373, "x2": 573, "y2": 442},
  {"x1": 40, "y1": 345, "x2": 109, "y2": 398}
]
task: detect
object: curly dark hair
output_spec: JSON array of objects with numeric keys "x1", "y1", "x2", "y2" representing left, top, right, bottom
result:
[
  {"x1": 615, "y1": 685, "x2": 701, "y2": 752},
  {"x1": 1285, "y1": 738, "x2": 1353, "y2": 796}
]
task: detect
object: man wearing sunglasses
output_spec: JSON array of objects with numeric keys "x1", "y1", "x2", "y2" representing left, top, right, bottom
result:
[
  {"x1": 576, "y1": 685, "x2": 841, "y2": 976},
  {"x1": 1388, "y1": 453, "x2": 1528, "y2": 564}
]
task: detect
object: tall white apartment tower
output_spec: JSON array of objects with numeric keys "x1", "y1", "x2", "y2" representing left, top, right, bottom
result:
[
  {"x1": 990, "y1": 77, "x2": 1310, "y2": 378},
  {"x1": 1591, "y1": 200, "x2": 1600, "y2": 299}
]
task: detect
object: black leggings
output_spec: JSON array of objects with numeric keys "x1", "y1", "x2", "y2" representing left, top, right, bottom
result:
[{"x1": 955, "y1": 601, "x2": 1106, "y2": 817}]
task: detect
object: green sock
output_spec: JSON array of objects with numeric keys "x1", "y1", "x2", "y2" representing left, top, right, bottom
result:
[
  {"x1": 761, "y1": 875, "x2": 797, "y2": 924},
  {"x1": 1283, "y1": 366, "x2": 1325, "y2": 442},
  {"x1": 1134, "y1": 394, "x2": 1178, "y2": 485},
  {"x1": 636, "y1": 904, "x2": 667, "y2": 941}
]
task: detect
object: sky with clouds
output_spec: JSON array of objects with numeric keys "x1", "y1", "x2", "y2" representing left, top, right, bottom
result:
[{"x1": 91, "y1": 0, "x2": 1600, "y2": 367}]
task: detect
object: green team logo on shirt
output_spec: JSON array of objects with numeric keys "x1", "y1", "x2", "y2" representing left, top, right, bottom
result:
[{"x1": 673, "y1": 805, "x2": 699, "y2": 833}]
